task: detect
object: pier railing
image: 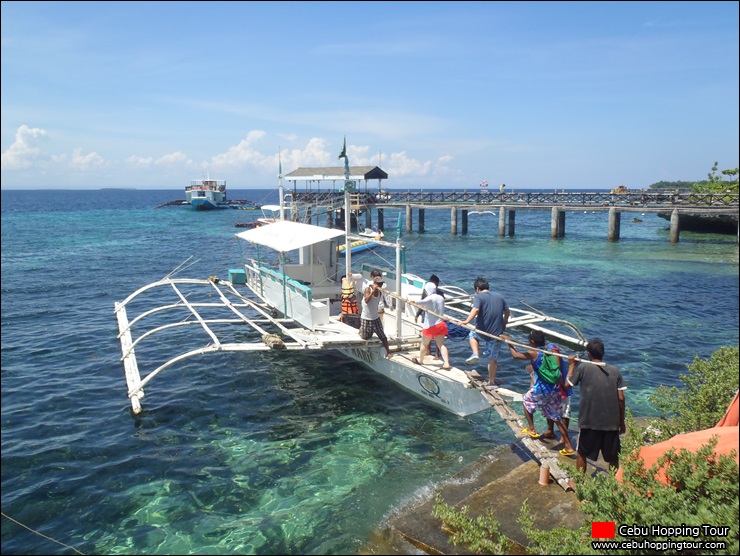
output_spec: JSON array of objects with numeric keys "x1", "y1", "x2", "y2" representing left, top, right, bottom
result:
[{"x1": 292, "y1": 190, "x2": 738, "y2": 210}]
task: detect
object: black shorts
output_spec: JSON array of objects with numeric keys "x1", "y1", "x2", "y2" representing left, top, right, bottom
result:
[{"x1": 576, "y1": 428, "x2": 621, "y2": 464}]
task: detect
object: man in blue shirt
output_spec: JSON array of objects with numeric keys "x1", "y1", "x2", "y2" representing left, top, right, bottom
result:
[{"x1": 458, "y1": 277, "x2": 509, "y2": 386}]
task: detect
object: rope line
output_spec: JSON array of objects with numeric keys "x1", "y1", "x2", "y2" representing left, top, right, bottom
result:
[
  {"x1": 382, "y1": 287, "x2": 603, "y2": 366},
  {"x1": 1, "y1": 512, "x2": 85, "y2": 555}
]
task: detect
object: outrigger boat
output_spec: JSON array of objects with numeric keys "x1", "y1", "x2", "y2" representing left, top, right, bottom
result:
[
  {"x1": 185, "y1": 178, "x2": 229, "y2": 210},
  {"x1": 114, "y1": 233, "x2": 586, "y2": 418},
  {"x1": 234, "y1": 204, "x2": 288, "y2": 228},
  {"x1": 115, "y1": 150, "x2": 588, "y2": 420},
  {"x1": 337, "y1": 226, "x2": 384, "y2": 254},
  {"x1": 155, "y1": 176, "x2": 259, "y2": 211},
  {"x1": 115, "y1": 146, "x2": 593, "y2": 490}
]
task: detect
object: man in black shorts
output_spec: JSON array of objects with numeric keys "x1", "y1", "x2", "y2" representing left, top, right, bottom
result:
[{"x1": 567, "y1": 338, "x2": 626, "y2": 473}]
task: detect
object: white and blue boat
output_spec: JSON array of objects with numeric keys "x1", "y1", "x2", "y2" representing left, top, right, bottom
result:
[{"x1": 185, "y1": 178, "x2": 229, "y2": 210}]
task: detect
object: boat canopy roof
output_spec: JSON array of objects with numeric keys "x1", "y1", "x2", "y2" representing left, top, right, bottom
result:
[
  {"x1": 260, "y1": 204, "x2": 284, "y2": 212},
  {"x1": 285, "y1": 166, "x2": 387, "y2": 182},
  {"x1": 235, "y1": 220, "x2": 345, "y2": 253}
]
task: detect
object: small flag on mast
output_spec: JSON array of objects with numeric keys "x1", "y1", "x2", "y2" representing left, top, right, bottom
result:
[{"x1": 338, "y1": 137, "x2": 347, "y2": 159}]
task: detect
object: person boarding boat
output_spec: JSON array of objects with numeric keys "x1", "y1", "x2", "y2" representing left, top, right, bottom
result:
[
  {"x1": 412, "y1": 287, "x2": 451, "y2": 370},
  {"x1": 360, "y1": 276, "x2": 393, "y2": 358}
]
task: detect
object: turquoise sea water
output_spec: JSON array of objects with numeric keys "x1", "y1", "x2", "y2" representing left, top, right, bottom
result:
[{"x1": 2, "y1": 188, "x2": 738, "y2": 555}]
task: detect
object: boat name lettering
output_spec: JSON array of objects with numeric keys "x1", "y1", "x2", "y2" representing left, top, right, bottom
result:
[{"x1": 350, "y1": 347, "x2": 376, "y2": 363}]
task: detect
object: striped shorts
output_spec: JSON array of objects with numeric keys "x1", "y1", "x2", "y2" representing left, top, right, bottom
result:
[
  {"x1": 523, "y1": 388, "x2": 564, "y2": 421},
  {"x1": 359, "y1": 317, "x2": 387, "y2": 342}
]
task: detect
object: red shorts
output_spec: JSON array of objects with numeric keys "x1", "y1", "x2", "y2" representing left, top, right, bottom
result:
[{"x1": 422, "y1": 321, "x2": 448, "y2": 338}]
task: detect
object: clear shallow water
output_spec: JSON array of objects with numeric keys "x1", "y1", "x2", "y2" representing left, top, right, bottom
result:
[{"x1": 2, "y1": 188, "x2": 738, "y2": 554}]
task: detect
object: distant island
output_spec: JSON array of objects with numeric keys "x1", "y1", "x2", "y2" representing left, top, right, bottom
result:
[{"x1": 647, "y1": 180, "x2": 695, "y2": 190}]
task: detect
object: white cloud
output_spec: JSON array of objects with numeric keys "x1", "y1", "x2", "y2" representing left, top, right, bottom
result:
[
  {"x1": 126, "y1": 155, "x2": 154, "y2": 167},
  {"x1": 282, "y1": 137, "x2": 332, "y2": 170},
  {"x1": 1, "y1": 127, "x2": 438, "y2": 188},
  {"x1": 69, "y1": 148, "x2": 105, "y2": 171},
  {"x1": 383, "y1": 150, "x2": 432, "y2": 177},
  {"x1": 210, "y1": 130, "x2": 269, "y2": 170},
  {"x1": 1, "y1": 125, "x2": 48, "y2": 170},
  {"x1": 155, "y1": 151, "x2": 189, "y2": 166}
]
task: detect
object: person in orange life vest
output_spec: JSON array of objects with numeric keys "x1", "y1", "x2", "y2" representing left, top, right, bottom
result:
[{"x1": 340, "y1": 274, "x2": 359, "y2": 322}]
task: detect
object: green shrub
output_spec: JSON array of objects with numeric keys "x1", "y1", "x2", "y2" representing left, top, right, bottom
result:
[
  {"x1": 577, "y1": 438, "x2": 737, "y2": 555},
  {"x1": 650, "y1": 346, "x2": 738, "y2": 439},
  {"x1": 518, "y1": 499, "x2": 597, "y2": 555},
  {"x1": 433, "y1": 347, "x2": 739, "y2": 554},
  {"x1": 432, "y1": 491, "x2": 510, "y2": 553}
]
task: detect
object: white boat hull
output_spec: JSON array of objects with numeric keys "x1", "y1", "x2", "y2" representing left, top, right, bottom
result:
[{"x1": 337, "y1": 345, "x2": 491, "y2": 416}]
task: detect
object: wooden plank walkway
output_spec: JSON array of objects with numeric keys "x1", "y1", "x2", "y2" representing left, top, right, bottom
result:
[{"x1": 464, "y1": 370, "x2": 574, "y2": 491}]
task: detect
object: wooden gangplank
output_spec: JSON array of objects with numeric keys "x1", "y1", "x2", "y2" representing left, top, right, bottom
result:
[{"x1": 464, "y1": 370, "x2": 574, "y2": 491}]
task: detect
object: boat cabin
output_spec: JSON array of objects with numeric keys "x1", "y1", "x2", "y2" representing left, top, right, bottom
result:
[{"x1": 236, "y1": 221, "x2": 345, "y2": 329}]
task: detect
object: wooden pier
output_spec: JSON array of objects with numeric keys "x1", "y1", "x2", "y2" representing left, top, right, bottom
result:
[{"x1": 291, "y1": 190, "x2": 739, "y2": 243}]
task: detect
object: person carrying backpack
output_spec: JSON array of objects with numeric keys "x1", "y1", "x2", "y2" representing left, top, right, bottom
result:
[
  {"x1": 502, "y1": 330, "x2": 576, "y2": 457},
  {"x1": 543, "y1": 344, "x2": 572, "y2": 442}
]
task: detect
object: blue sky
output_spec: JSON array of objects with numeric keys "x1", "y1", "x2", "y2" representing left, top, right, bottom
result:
[{"x1": 2, "y1": 1, "x2": 738, "y2": 190}]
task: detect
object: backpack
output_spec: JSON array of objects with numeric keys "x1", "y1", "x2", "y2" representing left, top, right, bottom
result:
[{"x1": 535, "y1": 348, "x2": 563, "y2": 385}]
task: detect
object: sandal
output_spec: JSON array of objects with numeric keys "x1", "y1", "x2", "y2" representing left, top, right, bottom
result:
[
  {"x1": 559, "y1": 448, "x2": 576, "y2": 456},
  {"x1": 541, "y1": 432, "x2": 556, "y2": 440},
  {"x1": 412, "y1": 357, "x2": 421, "y2": 365},
  {"x1": 441, "y1": 366, "x2": 451, "y2": 370},
  {"x1": 522, "y1": 428, "x2": 540, "y2": 439}
]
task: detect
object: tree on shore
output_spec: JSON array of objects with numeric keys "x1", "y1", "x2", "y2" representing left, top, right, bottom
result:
[{"x1": 692, "y1": 162, "x2": 739, "y2": 194}]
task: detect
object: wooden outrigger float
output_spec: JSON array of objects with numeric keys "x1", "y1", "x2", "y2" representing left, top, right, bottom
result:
[{"x1": 114, "y1": 143, "x2": 592, "y2": 489}]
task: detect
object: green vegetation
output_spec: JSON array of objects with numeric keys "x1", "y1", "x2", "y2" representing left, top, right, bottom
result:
[
  {"x1": 433, "y1": 347, "x2": 739, "y2": 555},
  {"x1": 432, "y1": 492, "x2": 511, "y2": 553},
  {"x1": 647, "y1": 162, "x2": 739, "y2": 194},
  {"x1": 647, "y1": 346, "x2": 739, "y2": 439},
  {"x1": 692, "y1": 162, "x2": 739, "y2": 195}
]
